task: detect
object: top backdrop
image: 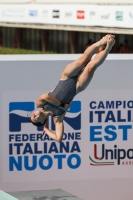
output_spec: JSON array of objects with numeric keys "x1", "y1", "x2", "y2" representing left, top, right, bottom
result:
[{"x1": 0, "y1": 4, "x2": 133, "y2": 28}]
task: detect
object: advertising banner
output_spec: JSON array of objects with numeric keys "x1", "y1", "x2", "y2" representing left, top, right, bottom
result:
[
  {"x1": 2, "y1": 88, "x2": 133, "y2": 183},
  {"x1": 2, "y1": 91, "x2": 84, "y2": 182},
  {"x1": 88, "y1": 89, "x2": 133, "y2": 178},
  {"x1": 0, "y1": 55, "x2": 133, "y2": 200},
  {"x1": 0, "y1": 4, "x2": 133, "y2": 28}
]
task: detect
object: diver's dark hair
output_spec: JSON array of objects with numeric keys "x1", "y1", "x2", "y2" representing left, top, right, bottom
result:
[{"x1": 29, "y1": 117, "x2": 47, "y2": 127}]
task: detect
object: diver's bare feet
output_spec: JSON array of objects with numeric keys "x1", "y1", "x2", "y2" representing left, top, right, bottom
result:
[
  {"x1": 106, "y1": 35, "x2": 115, "y2": 52},
  {"x1": 98, "y1": 34, "x2": 115, "y2": 47}
]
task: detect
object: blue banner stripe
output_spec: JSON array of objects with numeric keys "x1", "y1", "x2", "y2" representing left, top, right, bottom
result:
[{"x1": 9, "y1": 102, "x2": 34, "y2": 112}]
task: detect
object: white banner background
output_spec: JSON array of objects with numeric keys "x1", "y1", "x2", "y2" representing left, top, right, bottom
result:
[
  {"x1": 0, "y1": 54, "x2": 133, "y2": 200},
  {"x1": 0, "y1": 4, "x2": 133, "y2": 28}
]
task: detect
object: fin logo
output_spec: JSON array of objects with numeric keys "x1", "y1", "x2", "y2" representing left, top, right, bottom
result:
[
  {"x1": 9, "y1": 101, "x2": 81, "y2": 132},
  {"x1": 51, "y1": 101, "x2": 81, "y2": 131},
  {"x1": 9, "y1": 102, "x2": 35, "y2": 132}
]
